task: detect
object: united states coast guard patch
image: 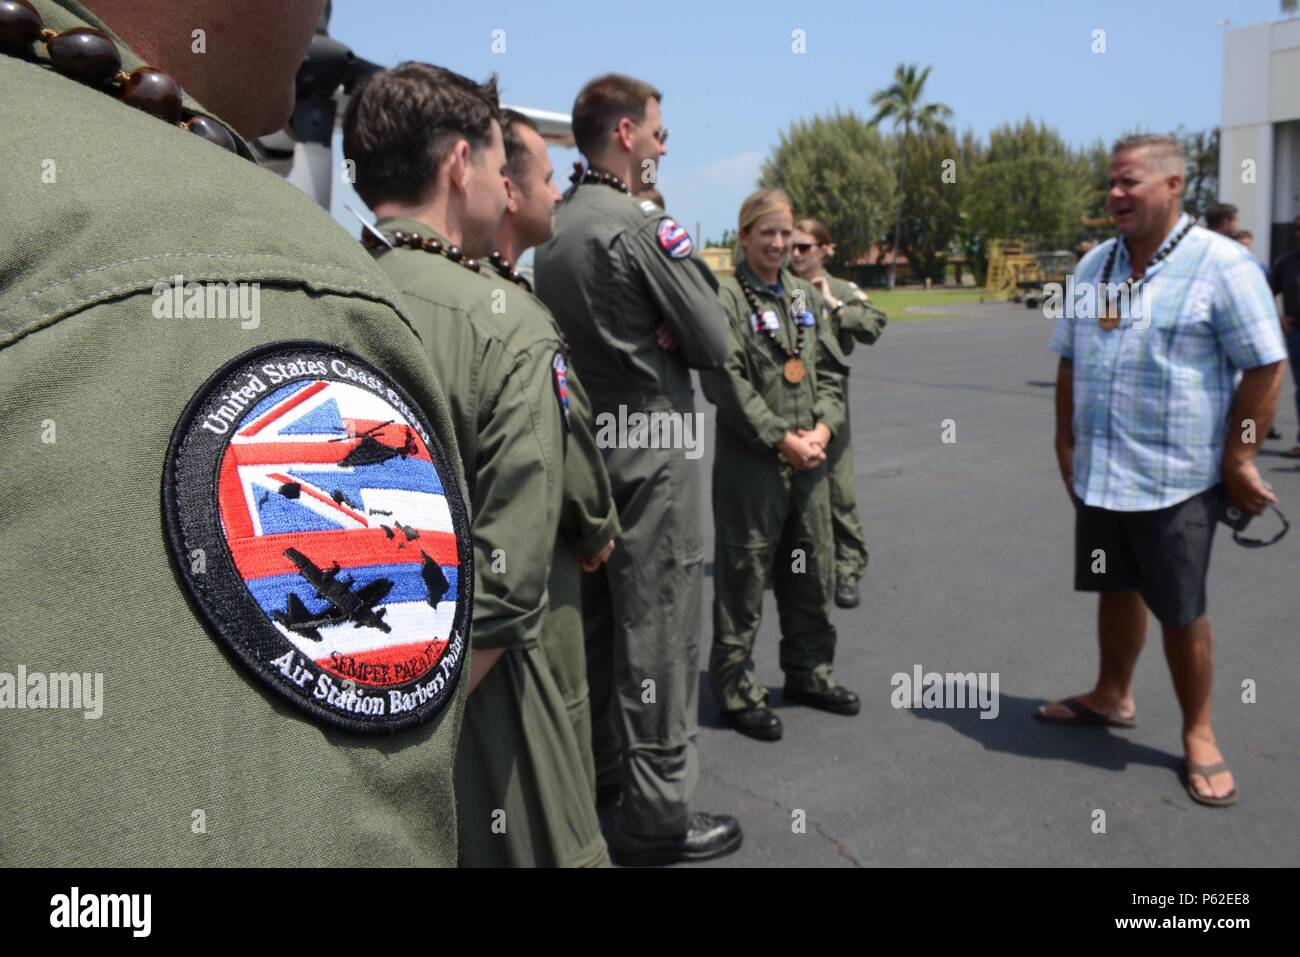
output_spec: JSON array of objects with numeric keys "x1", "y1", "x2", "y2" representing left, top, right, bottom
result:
[{"x1": 163, "y1": 342, "x2": 472, "y2": 733}]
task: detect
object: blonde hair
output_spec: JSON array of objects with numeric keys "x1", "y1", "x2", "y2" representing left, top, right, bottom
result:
[{"x1": 738, "y1": 188, "x2": 794, "y2": 234}]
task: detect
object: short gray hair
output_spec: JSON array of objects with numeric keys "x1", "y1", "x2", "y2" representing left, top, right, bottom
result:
[{"x1": 1112, "y1": 134, "x2": 1186, "y2": 177}]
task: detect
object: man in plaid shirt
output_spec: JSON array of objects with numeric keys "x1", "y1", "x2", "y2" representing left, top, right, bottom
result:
[{"x1": 1038, "y1": 135, "x2": 1287, "y2": 808}]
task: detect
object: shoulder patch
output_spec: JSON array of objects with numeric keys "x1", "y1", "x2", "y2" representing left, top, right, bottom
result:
[
  {"x1": 656, "y1": 217, "x2": 693, "y2": 259},
  {"x1": 552, "y1": 352, "x2": 573, "y2": 432},
  {"x1": 163, "y1": 343, "x2": 472, "y2": 733},
  {"x1": 638, "y1": 199, "x2": 659, "y2": 215}
]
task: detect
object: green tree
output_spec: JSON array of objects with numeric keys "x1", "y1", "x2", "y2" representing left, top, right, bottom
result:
[
  {"x1": 963, "y1": 118, "x2": 1092, "y2": 255},
  {"x1": 758, "y1": 110, "x2": 893, "y2": 272},
  {"x1": 1080, "y1": 138, "x2": 1111, "y2": 224},
  {"x1": 704, "y1": 227, "x2": 738, "y2": 251},
  {"x1": 955, "y1": 130, "x2": 989, "y2": 283},
  {"x1": 1179, "y1": 126, "x2": 1220, "y2": 221},
  {"x1": 891, "y1": 124, "x2": 966, "y2": 284},
  {"x1": 869, "y1": 63, "x2": 953, "y2": 288}
]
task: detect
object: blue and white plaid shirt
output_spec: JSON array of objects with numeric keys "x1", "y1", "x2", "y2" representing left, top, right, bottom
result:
[{"x1": 1050, "y1": 214, "x2": 1287, "y2": 512}]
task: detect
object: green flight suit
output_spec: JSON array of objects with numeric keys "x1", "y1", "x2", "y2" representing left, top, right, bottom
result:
[
  {"x1": 549, "y1": 369, "x2": 621, "y2": 796},
  {"x1": 369, "y1": 219, "x2": 605, "y2": 868},
  {"x1": 699, "y1": 262, "x2": 848, "y2": 713},
  {"x1": 483, "y1": 272, "x2": 620, "y2": 800},
  {"x1": 0, "y1": 1, "x2": 473, "y2": 866},
  {"x1": 819, "y1": 274, "x2": 887, "y2": 586},
  {"x1": 535, "y1": 186, "x2": 730, "y2": 838}
]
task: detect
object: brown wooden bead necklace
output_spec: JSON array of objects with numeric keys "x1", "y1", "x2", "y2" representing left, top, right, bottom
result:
[
  {"x1": 0, "y1": 0, "x2": 237, "y2": 152},
  {"x1": 737, "y1": 271, "x2": 808, "y2": 384},
  {"x1": 568, "y1": 164, "x2": 630, "y2": 194},
  {"x1": 488, "y1": 251, "x2": 532, "y2": 292},
  {"x1": 361, "y1": 228, "x2": 484, "y2": 274},
  {"x1": 1096, "y1": 217, "x2": 1194, "y2": 331}
]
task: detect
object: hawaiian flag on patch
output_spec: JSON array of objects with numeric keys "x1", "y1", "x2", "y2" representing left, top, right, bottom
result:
[
  {"x1": 656, "y1": 217, "x2": 693, "y2": 259},
  {"x1": 552, "y1": 352, "x2": 572, "y2": 431},
  {"x1": 218, "y1": 378, "x2": 459, "y2": 688}
]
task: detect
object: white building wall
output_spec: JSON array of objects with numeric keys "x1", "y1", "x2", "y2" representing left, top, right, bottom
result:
[
  {"x1": 1221, "y1": 18, "x2": 1300, "y2": 263},
  {"x1": 1223, "y1": 25, "x2": 1273, "y2": 128}
]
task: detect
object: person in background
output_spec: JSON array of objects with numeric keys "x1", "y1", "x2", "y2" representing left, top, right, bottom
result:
[
  {"x1": 790, "y1": 218, "x2": 887, "y2": 609},
  {"x1": 535, "y1": 72, "x2": 741, "y2": 866},
  {"x1": 1233, "y1": 230, "x2": 1269, "y2": 281},
  {"x1": 1041, "y1": 135, "x2": 1286, "y2": 808},
  {"x1": 344, "y1": 64, "x2": 601, "y2": 866},
  {"x1": 1205, "y1": 202, "x2": 1238, "y2": 237},
  {"x1": 701, "y1": 189, "x2": 857, "y2": 743},
  {"x1": 1269, "y1": 213, "x2": 1300, "y2": 458},
  {"x1": 490, "y1": 107, "x2": 621, "y2": 835}
]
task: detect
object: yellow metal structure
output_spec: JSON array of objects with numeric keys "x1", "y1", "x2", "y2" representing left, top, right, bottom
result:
[
  {"x1": 983, "y1": 239, "x2": 1045, "y2": 300},
  {"x1": 699, "y1": 246, "x2": 735, "y2": 280}
]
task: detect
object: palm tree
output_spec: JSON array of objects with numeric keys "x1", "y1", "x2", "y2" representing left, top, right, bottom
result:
[{"x1": 869, "y1": 64, "x2": 953, "y2": 289}]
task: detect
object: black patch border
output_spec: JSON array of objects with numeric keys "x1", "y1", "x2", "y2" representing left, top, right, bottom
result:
[{"x1": 162, "y1": 341, "x2": 473, "y2": 734}]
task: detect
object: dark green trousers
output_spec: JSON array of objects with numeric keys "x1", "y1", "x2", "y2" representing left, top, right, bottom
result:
[
  {"x1": 709, "y1": 429, "x2": 838, "y2": 712},
  {"x1": 828, "y1": 387, "x2": 868, "y2": 585},
  {"x1": 583, "y1": 434, "x2": 703, "y2": 838}
]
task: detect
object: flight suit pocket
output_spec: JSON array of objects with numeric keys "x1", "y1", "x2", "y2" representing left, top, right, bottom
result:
[
  {"x1": 742, "y1": 327, "x2": 785, "y2": 379},
  {"x1": 653, "y1": 406, "x2": 705, "y2": 566}
]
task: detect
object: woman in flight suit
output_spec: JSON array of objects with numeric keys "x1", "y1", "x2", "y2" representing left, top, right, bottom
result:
[
  {"x1": 790, "y1": 219, "x2": 887, "y2": 609},
  {"x1": 700, "y1": 189, "x2": 860, "y2": 742}
]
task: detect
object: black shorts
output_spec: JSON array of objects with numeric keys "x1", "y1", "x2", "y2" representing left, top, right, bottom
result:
[{"x1": 1074, "y1": 485, "x2": 1221, "y2": 628}]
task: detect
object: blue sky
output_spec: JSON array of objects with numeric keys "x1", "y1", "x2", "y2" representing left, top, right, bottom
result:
[{"x1": 326, "y1": 0, "x2": 1289, "y2": 247}]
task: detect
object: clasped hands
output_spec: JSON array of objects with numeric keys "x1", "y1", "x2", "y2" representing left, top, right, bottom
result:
[{"x1": 778, "y1": 423, "x2": 831, "y2": 470}]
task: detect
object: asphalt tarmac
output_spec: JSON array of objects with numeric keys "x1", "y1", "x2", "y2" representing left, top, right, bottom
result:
[{"x1": 688, "y1": 300, "x2": 1300, "y2": 867}]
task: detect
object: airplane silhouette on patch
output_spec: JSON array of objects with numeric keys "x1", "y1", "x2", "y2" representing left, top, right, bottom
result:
[
  {"x1": 273, "y1": 547, "x2": 394, "y2": 642},
  {"x1": 420, "y1": 550, "x2": 449, "y2": 608}
]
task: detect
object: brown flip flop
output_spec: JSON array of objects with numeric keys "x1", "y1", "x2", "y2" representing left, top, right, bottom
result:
[
  {"x1": 1184, "y1": 760, "x2": 1238, "y2": 808},
  {"x1": 1034, "y1": 696, "x2": 1137, "y2": 728}
]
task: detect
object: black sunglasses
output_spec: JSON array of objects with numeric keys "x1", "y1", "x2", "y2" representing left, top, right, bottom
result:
[{"x1": 791, "y1": 243, "x2": 817, "y2": 254}]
